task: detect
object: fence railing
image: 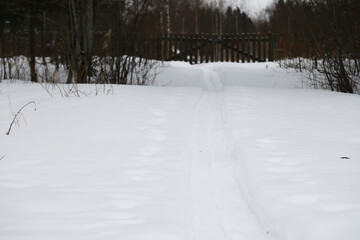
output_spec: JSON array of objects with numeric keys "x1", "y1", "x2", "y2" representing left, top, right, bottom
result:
[
  {"x1": 0, "y1": 32, "x2": 274, "y2": 64},
  {"x1": 156, "y1": 32, "x2": 274, "y2": 64}
]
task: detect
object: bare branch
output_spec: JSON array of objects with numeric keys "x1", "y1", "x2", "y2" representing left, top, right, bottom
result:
[
  {"x1": 38, "y1": 81, "x2": 53, "y2": 98},
  {"x1": 6, "y1": 101, "x2": 37, "y2": 135}
]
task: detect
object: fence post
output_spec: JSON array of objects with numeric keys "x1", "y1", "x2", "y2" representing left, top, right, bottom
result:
[
  {"x1": 220, "y1": 34, "x2": 224, "y2": 62},
  {"x1": 173, "y1": 33, "x2": 178, "y2": 61},
  {"x1": 151, "y1": 35, "x2": 156, "y2": 60},
  {"x1": 256, "y1": 33, "x2": 259, "y2": 61},
  {"x1": 235, "y1": 34, "x2": 239, "y2": 63},
  {"x1": 251, "y1": 33, "x2": 256, "y2": 62},
  {"x1": 197, "y1": 33, "x2": 204, "y2": 63},
  {"x1": 230, "y1": 33, "x2": 234, "y2": 62},
  {"x1": 169, "y1": 34, "x2": 173, "y2": 60},
  {"x1": 268, "y1": 32, "x2": 274, "y2": 62},
  {"x1": 152, "y1": 31, "x2": 273, "y2": 63},
  {"x1": 223, "y1": 33, "x2": 227, "y2": 61},
  {"x1": 246, "y1": 33, "x2": 250, "y2": 62},
  {"x1": 190, "y1": 33, "x2": 193, "y2": 64},
  {"x1": 194, "y1": 34, "x2": 198, "y2": 64},
  {"x1": 156, "y1": 33, "x2": 161, "y2": 60},
  {"x1": 241, "y1": 33, "x2": 245, "y2": 63},
  {"x1": 205, "y1": 33, "x2": 210, "y2": 63},
  {"x1": 210, "y1": 34, "x2": 214, "y2": 62},
  {"x1": 183, "y1": 33, "x2": 187, "y2": 62},
  {"x1": 262, "y1": 34, "x2": 266, "y2": 62}
]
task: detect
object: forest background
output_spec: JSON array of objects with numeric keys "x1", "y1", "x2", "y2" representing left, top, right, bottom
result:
[{"x1": 0, "y1": 0, "x2": 359, "y2": 93}]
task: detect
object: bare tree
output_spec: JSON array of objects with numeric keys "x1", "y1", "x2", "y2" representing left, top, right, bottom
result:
[
  {"x1": 304, "y1": 0, "x2": 358, "y2": 93},
  {"x1": 68, "y1": 0, "x2": 95, "y2": 84},
  {"x1": 267, "y1": 0, "x2": 359, "y2": 93}
]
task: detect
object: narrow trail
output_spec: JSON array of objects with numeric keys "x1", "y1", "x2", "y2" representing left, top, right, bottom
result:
[{"x1": 189, "y1": 66, "x2": 276, "y2": 240}]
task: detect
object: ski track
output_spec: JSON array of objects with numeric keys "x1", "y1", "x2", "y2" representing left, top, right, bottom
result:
[
  {"x1": 0, "y1": 65, "x2": 281, "y2": 240},
  {"x1": 189, "y1": 66, "x2": 277, "y2": 240},
  {"x1": 2, "y1": 63, "x2": 360, "y2": 240}
]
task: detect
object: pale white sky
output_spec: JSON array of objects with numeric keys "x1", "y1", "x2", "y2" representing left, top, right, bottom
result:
[
  {"x1": 243, "y1": 0, "x2": 274, "y2": 16},
  {"x1": 210, "y1": 0, "x2": 274, "y2": 17}
]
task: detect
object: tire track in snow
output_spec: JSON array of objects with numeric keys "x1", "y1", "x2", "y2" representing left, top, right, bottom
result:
[
  {"x1": 189, "y1": 91, "x2": 228, "y2": 240},
  {"x1": 189, "y1": 66, "x2": 278, "y2": 240}
]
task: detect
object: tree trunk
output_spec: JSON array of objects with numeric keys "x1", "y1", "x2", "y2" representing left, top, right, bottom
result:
[
  {"x1": 84, "y1": 0, "x2": 94, "y2": 83},
  {"x1": 235, "y1": 9, "x2": 238, "y2": 34},
  {"x1": 165, "y1": 0, "x2": 171, "y2": 33},
  {"x1": 69, "y1": 0, "x2": 94, "y2": 84},
  {"x1": 195, "y1": 0, "x2": 199, "y2": 34},
  {"x1": 69, "y1": 0, "x2": 81, "y2": 83},
  {"x1": 29, "y1": 4, "x2": 37, "y2": 83},
  {"x1": 41, "y1": 11, "x2": 48, "y2": 82},
  {"x1": 1, "y1": 34, "x2": 7, "y2": 80}
]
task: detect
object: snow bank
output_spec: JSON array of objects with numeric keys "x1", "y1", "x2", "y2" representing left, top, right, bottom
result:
[
  {"x1": 156, "y1": 61, "x2": 360, "y2": 240},
  {"x1": 156, "y1": 61, "x2": 304, "y2": 90},
  {"x1": 223, "y1": 86, "x2": 360, "y2": 240},
  {"x1": 1, "y1": 61, "x2": 359, "y2": 240},
  {"x1": 0, "y1": 81, "x2": 203, "y2": 239}
]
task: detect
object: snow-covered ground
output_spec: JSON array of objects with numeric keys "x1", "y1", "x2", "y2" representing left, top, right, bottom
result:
[{"x1": 1, "y1": 62, "x2": 359, "y2": 240}]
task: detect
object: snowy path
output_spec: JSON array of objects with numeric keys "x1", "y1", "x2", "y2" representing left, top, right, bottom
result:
[
  {"x1": 2, "y1": 62, "x2": 359, "y2": 240},
  {"x1": 189, "y1": 67, "x2": 275, "y2": 240}
]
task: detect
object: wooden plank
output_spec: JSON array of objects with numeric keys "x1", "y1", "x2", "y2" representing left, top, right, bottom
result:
[
  {"x1": 260, "y1": 34, "x2": 263, "y2": 61},
  {"x1": 199, "y1": 33, "x2": 203, "y2": 64},
  {"x1": 190, "y1": 33, "x2": 193, "y2": 64},
  {"x1": 236, "y1": 34, "x2": 240, "y2": 63},
  {"x1": 176, "y1": 33, "x2": 180, "y2": 60},
  {"x1": 224, "y1": 34, "x2": 228, "y2": 62},
  {"x1": 161, "y1": 33, "x2": 165, "y2": 60},
  {"x1": 269, "y1": 32, "x2": 274, "y2": 61},
  {"x1": 172, "y1": 33, "x2": 176, "y2": 60},
  {"x1": 220, "y1": 35, "x2": 224, "y2": 62},
  {"x1": 231, "y1": 33, "x2": 235, "y2": 62},
  {"x1": 152, "y1": 35, "x2": 156, "y2": 60},
  {"x1": 227, "y1": 34, "x2": 231, "y2": 62},
  {"x1": 246, "y1": 33, "x2": 250, "y2": 62},
  {"x1": 205, "y1": 33, "x2": 210, "y2": 63},
  {"x1": 253, "y1": 33, "x2": 257, "y2": 62},
  {"x1": 241, "y1": 34, "x2": 245, "y2": 63},
  {"x1": 251, "y1": 33, "x2": 255, "y2": 62},
  {"x1": 221, "y1": 42, "x2": 263, "y2": 62},
  {"x1": 263, "y1": 35, "x2": 267, "y2": 62},
  {"x1": 184, "y1": 33, "x2": 188, "y2": 62},
  {"x1": 167, "y1": 33, "x2": 171, "y2": 60},
  {"x1": 152, "y1": 31, "x2": 273, "y2": 63},
  {"x1": 166, "y1": 37, "x2": 208, "y2": 61},
  {"x1": 255, "y1": 33, "x2": 259, "y2": 61},
  {"x1": 211, "y1": 34, "x2": 215, "y2": 62},
  {"x1": 194, "y1": 34, "x2": 198, "y2": 64}
]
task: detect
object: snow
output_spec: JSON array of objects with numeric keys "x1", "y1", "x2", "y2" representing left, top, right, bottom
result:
[
  {"x1": 223, "y1": 86, "x2": 360, "y2": 240},
  {"x1": 1, "y1": 61, "x2": 360, "y2": 240}
]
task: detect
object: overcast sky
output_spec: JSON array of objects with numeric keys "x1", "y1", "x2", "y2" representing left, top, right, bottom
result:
[
  {"x1": 223, "y1": 0, "x2": 275, "y2": 17},
  {"x1": 246, "y1": 0, "x2": 274, "y2": 16}
]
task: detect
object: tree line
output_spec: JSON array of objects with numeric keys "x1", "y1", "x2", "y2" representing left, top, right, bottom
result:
[
  {"x1": 1, "y1": 0, "x2": 359, "y2": 93},
  {"x1": 0, "y1": 0, "x2": 256, "y2": 84},
  {"x1": 265, "y1": 0, "x2": 360, "y2": 93}
]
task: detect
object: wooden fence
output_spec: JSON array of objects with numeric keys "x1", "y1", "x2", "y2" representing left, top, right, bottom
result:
[
  {"x1": 0, "y1": 32, "x2": 274, "y2": 64},
  {"x1": 0, "y1": 34, "x2": 30, "y2": 57},
  {"x1": 156, "y1": 32, "x2": 274, "y2": 64},
  {"x1": 0, "y1": 32, "x2": 65, "y2": 59}
]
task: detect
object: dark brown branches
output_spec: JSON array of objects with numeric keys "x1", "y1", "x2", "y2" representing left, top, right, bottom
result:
[{"x1": 6, "y1": 101, "x2": 37, "y2": 135}]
